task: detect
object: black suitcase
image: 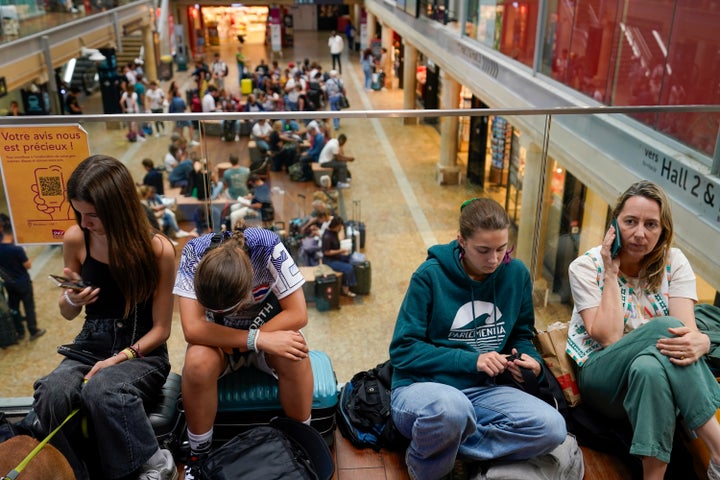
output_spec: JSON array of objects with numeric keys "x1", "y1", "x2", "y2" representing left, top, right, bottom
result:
[
  {"x1": 351, "y1": 260, "x2": 371, "y2": 295},
  {"x1": 214, "y1": 350, "x2": 339, "y2": 446},
  {"x1": 315, "y1": 273, "x2": 340, "y2": 311},
  {"x1": 238, "y1": 120, "x2": 253, "y2": 136}
]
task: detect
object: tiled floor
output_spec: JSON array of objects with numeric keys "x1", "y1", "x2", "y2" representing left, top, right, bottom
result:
[{"x1": 0, "y1": 27, "x2": 577, "y2": 479}]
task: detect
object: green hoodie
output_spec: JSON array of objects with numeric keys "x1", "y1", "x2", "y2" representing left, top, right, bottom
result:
[{"x1": 389, "y1": 239, "x2": 540, "y2": 391}]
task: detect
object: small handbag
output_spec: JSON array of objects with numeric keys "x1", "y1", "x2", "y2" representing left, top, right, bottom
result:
[{"x1": 338, "y1": 95, "x2": 350, "y2": 109}]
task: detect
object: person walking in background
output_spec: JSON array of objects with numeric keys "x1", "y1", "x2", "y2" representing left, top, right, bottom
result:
[
  {"x1": 328, "y1": 30, "x2": 345, "y2": 74},
  {"x1": 325, "y1": 70, "x2": 345, "y2": 131},
  {"x1": 0, "y1": 215, "x2": 45, "y2": 342},
  {"x1": 361, "y1": 49, "x2": 374, "y2": 91},
  {"x1": 144, "y1": 80, "x2": 166, "y2": 137},
  {"x1": 32, "y1": 155, "x2": 177, "y2": 480},
  {"x1": 65, "y1": 86, "x2": 83, "y2": 114},
  {"x1": 211, "y1": 52, "x2": 228, "y2": 90}
]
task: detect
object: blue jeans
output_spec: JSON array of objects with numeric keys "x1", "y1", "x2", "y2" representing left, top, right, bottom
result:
[
  {"x1": 33, "y1": 317, "x2": 170, "y2": 479},
  {"x1": 363, "y1": 66, "x2": 373, "y2": 89},
  {"x1": 391, "y1": 382, "x2": 566, "y2": 480},
  {"x1": 324, "y1": 258, "x2": 356, "y2": 287},
  {"x1": 329, "y1": 94, "x2": 341, "y2": 129}
]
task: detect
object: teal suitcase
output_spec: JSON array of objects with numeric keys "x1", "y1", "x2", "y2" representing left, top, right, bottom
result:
[{"x1": 214, "y1": 350, "x2": 338, "y2": 446}]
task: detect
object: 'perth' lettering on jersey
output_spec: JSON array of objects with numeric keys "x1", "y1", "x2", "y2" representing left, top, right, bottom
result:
[{"x1": 448, "y1": 300, "x2": 506, "y2": 352}]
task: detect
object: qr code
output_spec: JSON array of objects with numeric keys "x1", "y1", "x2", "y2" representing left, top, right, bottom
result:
[{"x1": 38, "y1": 176, "x2": 63, "y2": 196}]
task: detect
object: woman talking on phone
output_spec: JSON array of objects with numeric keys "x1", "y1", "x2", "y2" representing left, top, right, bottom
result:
[
  {"x1": 32, "y1": 155, "x2": 178, "y2": 480},
  {"x1": 566, "y1": 180, "x2": 720, "y2": 480}
]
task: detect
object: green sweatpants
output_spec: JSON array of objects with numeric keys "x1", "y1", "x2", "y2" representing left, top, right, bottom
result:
[{"x1": 579, "y1": 316, "x2": 720, "y2": 463}]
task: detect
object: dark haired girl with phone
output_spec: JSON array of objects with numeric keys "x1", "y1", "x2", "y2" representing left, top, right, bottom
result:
[
  {"x1": 32, "y1": 155, "x2": 178, "y2": 480},
  {"x1": 389, "y1": 197, "x2": 566, "y2": 480},
  {"x1": 567, "y1": 180, "x2": 720, "y2": 480}
]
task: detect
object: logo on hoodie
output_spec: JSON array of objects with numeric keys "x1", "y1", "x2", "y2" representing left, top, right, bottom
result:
[{"x1": 448, "y1": 300, "x2": 505, "y2": 352}]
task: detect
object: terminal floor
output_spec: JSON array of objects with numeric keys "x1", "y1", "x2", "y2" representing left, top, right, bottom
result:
[{"x1": 0, "y1": 29, "x2": 635, "y2": 479}]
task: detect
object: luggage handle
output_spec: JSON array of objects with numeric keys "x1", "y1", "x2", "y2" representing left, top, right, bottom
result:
[{"x1": 352, "y1": 200, "x2": 361, "y2": 223}]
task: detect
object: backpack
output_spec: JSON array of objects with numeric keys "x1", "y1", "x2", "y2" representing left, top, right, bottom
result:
[
  {"x1": 201, "y1": 417, "x2": 334, "y2": 480},
  {"x1": 336, "y1": 360, "x2": 408, "y2": 451},
  {"x1": 288, "y1": 162, "x2": 306, "y2": 182}
]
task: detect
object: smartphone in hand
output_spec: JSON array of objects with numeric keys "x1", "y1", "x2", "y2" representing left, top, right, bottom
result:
[
  {"x1": 610, "y1": 218, "x2": 622, "y2": 258},
  {"x1": 48, "y1": 274, "x2": 92, "y2": 291}
]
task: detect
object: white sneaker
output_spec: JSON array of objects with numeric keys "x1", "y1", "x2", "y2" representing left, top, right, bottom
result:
[
  {"x1": 336, "y1": 182, "x2": 351, "y2": 189},
  {"x1": 175, "y1": 230, "x2": 191, "y2": 238},
  {"x1": 234, "y1": 135, "x2": 240, "y2": 142},
  {"x1": 154, "y1": 133, "x2": 160, "y2": 138},
  {"x1": 189, "y1": 140, "x2": 200, "y2": 147},
  {"x1": 137, "y1": 449, "x2": 178, "y2": 480},
  {"x1": 137, "y1": 135, "x2": 147, "y2": 142}
]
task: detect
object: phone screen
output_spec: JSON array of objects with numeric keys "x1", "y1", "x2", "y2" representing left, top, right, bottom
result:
[
  {"x1": 48, "y1": 274, "x2": 91, "y2": 291},
  {"x1": 610, "y1": 218, "x2": 622, "y2": 258}
]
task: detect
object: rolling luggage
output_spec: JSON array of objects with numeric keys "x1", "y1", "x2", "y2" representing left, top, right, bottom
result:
[
  {"x1": 238, "y1": 120, "x2": 253, "y2": 136},
  {"x1": 215, "y1": 350, "x2": 339, "y2": 446},
  {"x1": 241, "y1": 77, "x2": 253, "y2": 95},
  {"x1": 351, "y1": 260, "x2": 371, "y2": 295},
  {"x1": 315, "y1": 273, "x2": 340, "y2": 311},
  {"x1": 345, "y1": 200, "x2": 366, "y2": 250}
]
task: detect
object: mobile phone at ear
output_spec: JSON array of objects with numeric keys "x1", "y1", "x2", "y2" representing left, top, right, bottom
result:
[
  {"x1": 610, "y1": 218, "x2": 622, "y2": 258},
  {"x1": 48, "y1": 274, "x2": 92, "y2": 291}
]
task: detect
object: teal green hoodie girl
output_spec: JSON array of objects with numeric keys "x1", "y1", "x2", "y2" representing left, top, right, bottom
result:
[{"x1": 390, "y1": 239, "x2": 540, "y2": 391}]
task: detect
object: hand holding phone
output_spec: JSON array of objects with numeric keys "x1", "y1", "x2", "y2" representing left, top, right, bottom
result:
[
  {"x1": 610, "y1": 218, "x2": 622, "y2": 258},
  {"x1": 49, "y1": 274, "x2": 92, "y2": 291}
]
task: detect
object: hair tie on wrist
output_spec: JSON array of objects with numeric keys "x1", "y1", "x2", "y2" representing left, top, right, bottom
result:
[{"x1": 64, "y1": 290, "x2": 80, "y2": 308}]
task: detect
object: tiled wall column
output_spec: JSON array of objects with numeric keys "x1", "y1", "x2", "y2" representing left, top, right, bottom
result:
[
  {"x1": 366, "y1": 12, "x2": 376, "y2": 46},
  {"x1": 380, "y1": 25, "x2": 393, "y2": 88},
  {"x1": 402, "y1": 41, "x2": 418, "y2": 125},
  {"x1": 142, "y1": 24, "x2": 157, "y2": 83},
  {"x1": 436, "y1": 69, "x2": 461, "y2": 185}
]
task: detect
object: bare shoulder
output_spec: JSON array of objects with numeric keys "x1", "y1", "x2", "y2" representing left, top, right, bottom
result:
[
  {"x1": 62, "y1": 225, "x2": 84, "y2": 250},
  {"x1": 152, "y1": 233, "x2": 176, "y2": 259}
]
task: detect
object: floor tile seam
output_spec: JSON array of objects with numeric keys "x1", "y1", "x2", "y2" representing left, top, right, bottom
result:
[{"x1": 345, "y1": 61, "x2": 437, "y2": 250}]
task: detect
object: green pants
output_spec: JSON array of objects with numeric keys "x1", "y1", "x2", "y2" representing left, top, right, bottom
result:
[{"x1": 579, "y1": 316, "x2": 720, "y2": 463}]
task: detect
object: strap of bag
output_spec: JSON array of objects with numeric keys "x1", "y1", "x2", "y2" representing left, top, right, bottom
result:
[{"x1": 3, "y1": 408, "x2": 79, "y2": 480}]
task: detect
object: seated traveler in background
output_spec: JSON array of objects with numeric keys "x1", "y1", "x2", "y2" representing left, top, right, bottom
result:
[
  {"x1": 321, "y1": 216, "x2": 356, "y2": 298},
  {"x1": 222, "y1": 154, "x2": 250, "y2": 200},
  {"x1": 228, "y1": 174, "x2": 271, "y2": 229},
  {"x1": 32, "y1": 155, "x2": 177, "y2": 480},
  {"x1": 566, "y1": 180, "x2": 720, "y2": 480},
  {"x1": 318, "y1": 133, "x2": 354, "y2": 189},
  {"x1": 174, "y1": 225, "x2": 313, "y2": 479},
  {"x1": 141, "y1": 158, "x2": 165, "y2": 195},
  {"x1": 390, "y1": 197, "x2": 566, "y2": 480}
]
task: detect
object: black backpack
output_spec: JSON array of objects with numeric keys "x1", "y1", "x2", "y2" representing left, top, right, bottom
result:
[
  {"x1": 336, "y1": 360, "x2": 409, "y2": 451},
  {"x1": 201, "y1": 417, "x2": 334, "y2": 480}
]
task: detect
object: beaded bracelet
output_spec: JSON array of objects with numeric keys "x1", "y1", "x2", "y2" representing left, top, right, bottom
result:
[
  {"x1": 128, "y1": 344, "x2": 143, "y2": 358},
  {"x1": 121, "y1": 347, "x2": 137, "y2": 360},
  {"x1": 247, "y1": 329, "x2": 260, "y2": 353},
  {"x1": 63, "y1": 290, "x2": 80, "y2": 308}
]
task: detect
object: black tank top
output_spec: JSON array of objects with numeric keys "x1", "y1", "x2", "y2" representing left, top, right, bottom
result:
[{"x1": 80, "y1": 230, "x2": 152, "y2": 320}]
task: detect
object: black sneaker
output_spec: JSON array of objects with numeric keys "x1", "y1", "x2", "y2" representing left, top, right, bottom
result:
[
  {"x1": 16, "y1": 330, "x2": 25, "y2": 340},
  {"x1": 183, "y1": 454, "x2": 207, "y2": 480},
  {"x1": 29, "y1": 329, "x2": 46, "y2": 341}
]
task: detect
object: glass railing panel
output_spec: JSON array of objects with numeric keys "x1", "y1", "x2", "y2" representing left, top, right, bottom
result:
[{"x1": 0, "y1": 108, "x2": 718, "y2": 399}]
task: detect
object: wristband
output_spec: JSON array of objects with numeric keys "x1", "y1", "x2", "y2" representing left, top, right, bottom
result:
[
  {"x1": 247, "y1": 329, "x2": 259, "y2": 353},
  {"x1": 64, "y1": 290, "x2": 80, "y2": 308},
  {"x1": 253, "y1": 330, "x2": 260, "y2": 353},
  {"x1": 121, "y1": 347, "x2": 137, "y2": 360}
]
